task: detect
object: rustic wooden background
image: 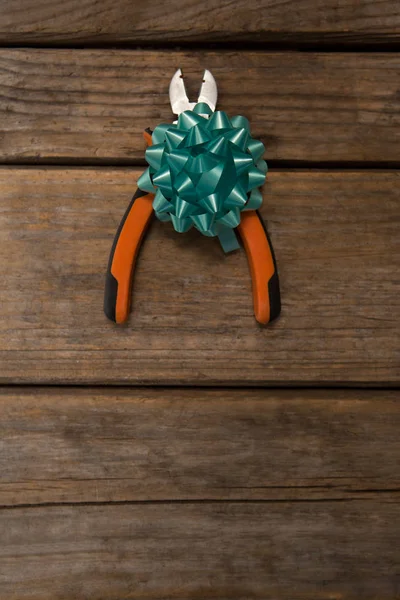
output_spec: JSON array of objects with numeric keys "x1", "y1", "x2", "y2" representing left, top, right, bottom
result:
[{"x1": 0, "y1": 1, "x2": 399, "y2": 598}]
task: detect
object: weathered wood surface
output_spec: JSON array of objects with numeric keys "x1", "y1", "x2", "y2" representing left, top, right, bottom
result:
[
  {"x1": 0, "y1": 0, "x2": 399, "y2": 44},
  {"x1": 1, "y1": 500, "x2": 399, "y2": 599},
  {"x1": 1, "y1": 50, "x2": 400, "y2": 163},
  {"x1": 0, "y1": 167, "x2": 399, "y2": 385},
  {"x1": 1, "y1": 387, "x2": 399, "y2": 506}
]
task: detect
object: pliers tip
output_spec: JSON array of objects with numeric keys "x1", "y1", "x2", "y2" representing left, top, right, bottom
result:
[{"x1": 169, "y1": 68, "x2": 218, "y2": 116}]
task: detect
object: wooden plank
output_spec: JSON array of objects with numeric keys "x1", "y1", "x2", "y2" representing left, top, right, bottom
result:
[
  {"x1": 1, "y1": 50, "x2": 400, "y2": 163},
  {"x1": 0, "y1": 167, "x2": 399, "y2": 385},
  {"x1": 0, "y1": 0, "x2": 399, "y2": 44},
  {"x1": 1, "y1": 500, "x2": 399, "y2": 599},
  {"x1": 1, "y1": 388, "x2": 399, "y2": 506}
]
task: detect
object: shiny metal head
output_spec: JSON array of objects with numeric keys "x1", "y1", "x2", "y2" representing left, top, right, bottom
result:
[{"x1": 169, "y1": 68, "x2": 218, "y2": 116}]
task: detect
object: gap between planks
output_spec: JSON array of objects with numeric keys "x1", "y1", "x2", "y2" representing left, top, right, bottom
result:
[
  {"x1": 2, "y1": 41, "x2": 400, "y2": 50},
  {"x1": 1, "y1": 494, "x2": 399, "y2": 512},
  {"x1": 3, "y1": 160, "x2": 400, "y2": 170}
]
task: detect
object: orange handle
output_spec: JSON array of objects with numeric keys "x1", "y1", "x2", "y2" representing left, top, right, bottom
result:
[
  {"x1": 104, "y1": 190, "x2": 154, "y2": 323},
  {"x1": 237, "y1": 210, "x2": 281, "y2": 324},
  {"x1": 104, "y1": 130, "x2": 155, "y2": 324}
]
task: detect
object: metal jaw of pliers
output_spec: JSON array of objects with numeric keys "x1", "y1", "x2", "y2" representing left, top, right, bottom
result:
[
  {"x1": 169, "y1": 68, "x2": 218, "y2": 117},
  {"x1": 104, "y1": 69, "x2": 281, "y2": 325}
]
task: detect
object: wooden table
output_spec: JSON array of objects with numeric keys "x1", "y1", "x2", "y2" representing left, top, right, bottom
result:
[{"x1": 0, "y1": 2, "x2": 399, "y2": 598}]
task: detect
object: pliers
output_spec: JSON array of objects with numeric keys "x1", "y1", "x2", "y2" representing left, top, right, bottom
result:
[{"x1": 104, "y1": 69, "x2": 281, "y2": 325}]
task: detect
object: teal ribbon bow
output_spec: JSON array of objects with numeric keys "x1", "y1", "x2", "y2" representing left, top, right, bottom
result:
[{"x1": 138, "y1": 103, "x2": 267, "y2": 252}]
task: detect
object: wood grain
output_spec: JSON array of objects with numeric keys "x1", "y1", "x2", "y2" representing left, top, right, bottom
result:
[
  {"x1": 0, "y1": 0, "x2": 399, "y2": 44},
  {"x1": 1, "y1": 387, "x2": 399, "y2": 506},
  {"x1": 0, "y1": 167, "x2": 399, "y2": 385},
  {"x1": 1, "y1": 50, "x2": 400, "y2": 163},
  {"x1": 1, "y1": 500, "x2": 399, "y2": 599}
]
